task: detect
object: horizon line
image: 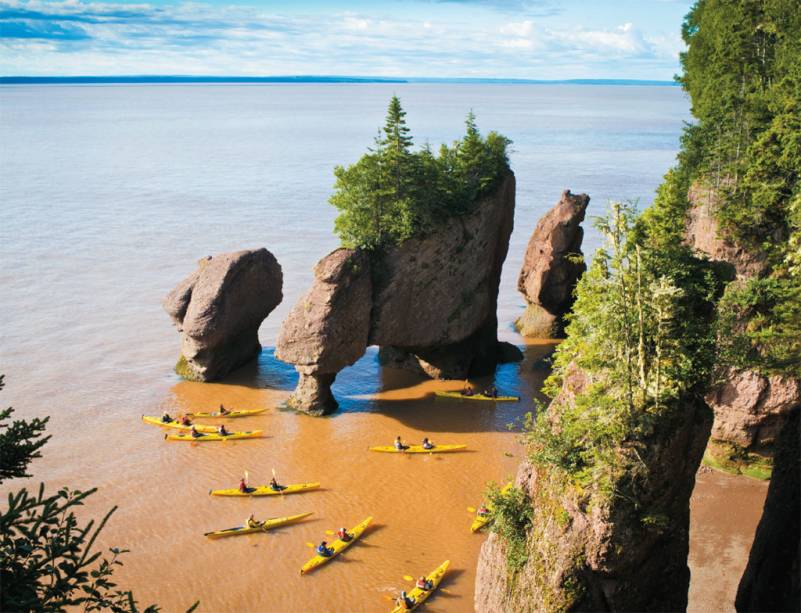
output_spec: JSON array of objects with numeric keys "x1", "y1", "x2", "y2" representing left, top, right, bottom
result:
[{"x1": 0, "y1": 75, "x2": 679, "y2": 86}]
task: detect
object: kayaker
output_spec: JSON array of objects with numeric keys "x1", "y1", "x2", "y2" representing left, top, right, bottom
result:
[
  {"x1": 422, "y1": 437, "x2": 435, "y2": 450},
  {"x1": 394, "y1": 436, "x2": 409, "y2": 451},
  {"x1": 317, "y1": 541, "x2": 334, "y2": 557},
  {"x1": 336, "y1": 527, "x2": 352, "y2": 542},
  {"x1": 246, "y1": 513, "x2": 260, "y2": 529},
  {"x1": 161, "y1": 411, "x2": 173, "y2": 423},
  {"x1": 269, "y1": 477, "x2": 285, "y2": 492},
  {"x1": 397, "y1": 591, "x2": 416, "y2": 610},
  {"x1": 238, "y1": 477, "x2": 249, "y2": 493},
  {"x1": 477, "y1": 504, "x2": 490, "y2": 517},
  {"x1": 482, "y1": 385, "x2": 498, "y2": 398},
  {"x1": 416, "y1": 576, "x2": 433, "y2": 590},
  {"x1": 217, "y1": 424, "x2": 229, "y2": 436},
  {"x1": 190, "y1": 425, "x2": 202, "y2": 438},
  {"x1": 462, "y1": 380, "x2": 475, "y2": 396},
  {"x1": 219, "y1": 403, "x2": 229, "y2": 415},
  {"x1": 180, "y1": 415, "x2": 192, "y2": 426}
]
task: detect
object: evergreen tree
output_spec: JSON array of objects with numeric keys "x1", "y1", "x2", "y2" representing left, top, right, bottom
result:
[{"x1": 330, "y1": 98, "x2": 511, "y2": 250}]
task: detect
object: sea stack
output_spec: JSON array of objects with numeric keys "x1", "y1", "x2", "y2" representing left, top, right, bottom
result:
[
  {"x1": 163, "y1": 248, "x2": 283, "y2": 381},
  {"x1": 276, "y1": 172, "x2": 519, "y2": 415},
  {"x1": 516, "y1": 190, "x2": 589, "y2": 337}
]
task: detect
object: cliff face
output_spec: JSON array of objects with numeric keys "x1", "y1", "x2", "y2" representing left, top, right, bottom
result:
[
  {"x1": 516, "y1": 190, "x2": 589, "y2": 337},
  {"x1": 276, "y1": 172, "x2": 517, "y2": 414},
  {"x1": 475, "y1": 370, "x2": 713, "y2": 612},
  {"x1": 164, "y1": 249, "x2": 282, "y2": 381},
  {"x1": 685, "y1": 184, "x2": 800, "y2": 454},
  {"x1": 735, "y1": 406, "x2": 800, "y2": 612}
]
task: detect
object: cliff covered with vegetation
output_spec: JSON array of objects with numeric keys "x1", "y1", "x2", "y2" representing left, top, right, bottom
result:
[{"x1": 475, "y1": 1, "x2": 800, "y2": 610}]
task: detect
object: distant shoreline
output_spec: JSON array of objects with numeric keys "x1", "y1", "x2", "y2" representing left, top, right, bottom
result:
[{"x1": 0, "y1": 75, "x2": 679, "y2": 86}]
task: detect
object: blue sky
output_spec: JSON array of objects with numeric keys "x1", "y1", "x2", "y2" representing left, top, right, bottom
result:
[{"x1": 0, "y1": 0, "x2": 693, "y2": 78}]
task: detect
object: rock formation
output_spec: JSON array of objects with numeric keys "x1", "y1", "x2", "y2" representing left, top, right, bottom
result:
[
  {"x1": 516, "y1": 190, "x2": 589, "y2": 337},
  {"x1": 275, "y1": 249, "x2": 371, "y2": 415},
  {"x1": 164, "y1": 248, "x2": 282, "y2": 381},
  {"x1": 475, "y1": 368, "x2": 713, "y2": 612},
  {"x1": 685, "y1": 183, "x2": 800, "y2": 459},
  {"x1": 276, "y1": 172, "x2": 519, "y2": 414},
  {"x1": 735, "y1": 406, "x2": 800, "y2": 612}
]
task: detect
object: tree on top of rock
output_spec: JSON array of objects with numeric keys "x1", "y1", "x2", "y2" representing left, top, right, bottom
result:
[{"x1": 331, "y1": 96, "x2": 511, "y2": 251}]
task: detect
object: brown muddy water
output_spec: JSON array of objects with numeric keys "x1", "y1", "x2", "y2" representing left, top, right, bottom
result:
[{"x1": 0, "y1": 83, "x2": 767, "y2": 611}]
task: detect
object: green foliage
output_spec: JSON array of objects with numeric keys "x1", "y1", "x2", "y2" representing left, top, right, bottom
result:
[
  {"x1": 672, "y1": 0, "x2": 801, "y2": 377},
  {"x1": 528, "y1": 202, "x2": 717, "y2": 496},
  {"x1": 330, "y1": 96, "x2": 511, "y2": 250},
  {"x1": 0, "y1": 375, "x2": 50, "y2": 483},
  {"x1": 485, "y1": 483, "x2": 532, "y2": 572},
  {"x1": 1, "y1": 486, "x2": 160, "y2": 612},
  {"x1": 640, "y1": 513, "x2": 670, "y2": 534},
  {"x1": 703, "y1": 439, "x2": 773, "y2": 480},
  {"x1": 0, "y1": 377, "x2": 194, "y2": 612}
]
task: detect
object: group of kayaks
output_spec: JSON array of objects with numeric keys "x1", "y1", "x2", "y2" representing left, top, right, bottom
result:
[
  {"x1": 141, "y1": 389, "x2": 519, "y2": 610},
  {"x1": 141, "y1": 408, "x2": 266, "y2": 441}
]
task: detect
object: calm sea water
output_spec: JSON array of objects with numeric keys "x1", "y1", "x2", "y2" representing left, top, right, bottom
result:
[{"x1": 1, "y1": 83, "x2": 711, "y2": 612}]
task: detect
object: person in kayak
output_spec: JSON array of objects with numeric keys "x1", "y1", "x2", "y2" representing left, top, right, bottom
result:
[
  {"x1": 477, "y1": 504, "x2": 490, "y2": 517},
  {"x1": 190, "y1": 425, "x2": 203, "y2": 438},
  {"x1": 269, "y1": 477, "x2": 285, "y2": 492},
  {"x1": 238, "y1": 477, "x2": 249, "y2": 493},
  {"x1": 219, "y1": 403, "x2": 229, "y2": 415},
  {"x1": 336, "y1": 527, "x2": 352, "y2": 542},
  {"x1": 317, "y1": 541, "x2": 334, "y2": 557},
  {"x1": 416, "y1": 576, "x2": 433, "y2": 590},
  {"x1": 180, "y1": 415, "x2": 192, "y2": 426},
  {"x1": 482, "y1": 385, "x2": 498, "y2": 398},
  {"x1": 217, "y1": 424, "x2": 229, "y2": 436},
  {"x1": 421, "y1": 437, "x2": 435, "y2": 450},
  {"x1": 462, "y1": 380, "x2": 475, "y2": 396},
  {"x1": 394, "y1": 436, "x2": 409, "y2": 451},
  {"x1": 246, "y1": 513, "x2": 260, "y2": 529},
  {"x1": 397, "y1": 591, "x2": 416, "y2": 610},
  {"x1": 161, "y1": 411, "x2": 173, "y2": 423}
]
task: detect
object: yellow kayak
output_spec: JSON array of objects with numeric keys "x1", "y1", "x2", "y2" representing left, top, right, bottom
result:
[
  {"x1": 435, "y1": 391, "x2": 519, "y2": 402},
  {"x1": 471, "y1": 482, "x2": 513, "y2": 532},
  {"x1": 390, "y1": 560, "x2": 450, "y2": 612},
  {"x1": 369, "y1": 444, "x2": 467, "y2": 454},
  {"x1": 142, "y1": 415, "x2": 217, "y2": 433},
  {"x1": 204, "y1": 512, "x2": 312, "y2": 539},
  {"x1": 300, "y1": 516, "x2": 372, "y2": 575},
  {"x1": 165, "y1": 430, "x2": 263, "y2": 442},
  {"x1": 187, "y1": 408, "x2": 266, "y2": 418},
  {"x1": 210, "y1": 482, "x2": 320, "y2": 497}
]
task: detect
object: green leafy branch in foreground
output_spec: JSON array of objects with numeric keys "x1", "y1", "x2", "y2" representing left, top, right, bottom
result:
[
  {"x1": 0, "y1": 375, "x2": 197, "y2": 612},
  {"x1": 484, "y1": 482, "x2": 532, "y2": 573},
  {"x1": 0, "y1": 374, "x2": 50, "y2": 482}
]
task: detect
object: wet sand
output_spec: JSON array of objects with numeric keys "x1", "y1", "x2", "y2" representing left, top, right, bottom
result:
[{"x1": 688, "y1": 467, "x2": 768, "y2": 613}]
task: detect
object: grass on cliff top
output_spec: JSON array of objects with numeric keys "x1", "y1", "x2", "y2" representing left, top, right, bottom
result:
[{"x1": 702, "y1": 439, "x2": 772, "y2": 481}]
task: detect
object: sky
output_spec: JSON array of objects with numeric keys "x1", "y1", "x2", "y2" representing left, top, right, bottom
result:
[{"x1": 0, "y1": 0, "x2": 694, "y2": 78}]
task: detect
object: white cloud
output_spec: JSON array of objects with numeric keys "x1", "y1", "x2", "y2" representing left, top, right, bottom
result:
[
  {"x1": 500, "y1": 19, "x2": 533, "y2": 37},
  {"x1": 0, "y1": 1, "x2": 683, "y2": 79}
]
